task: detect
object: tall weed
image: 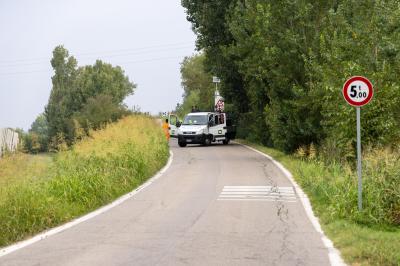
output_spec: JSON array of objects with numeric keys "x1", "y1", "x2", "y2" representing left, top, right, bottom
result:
[{"x1": 293, "y1": 146, "x2": 400, "y2": 226}]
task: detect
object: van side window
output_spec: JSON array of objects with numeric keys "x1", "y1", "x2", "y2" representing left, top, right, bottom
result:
[
  {"x1": 219, "y1": 114, "x2": 225, "y2": 124},
  {"x1": 208, "y1": 115, "x2": 214, "y2": 126},
  {"x1": 170, "y1": 115, "x2": 177, "y2": 126}
]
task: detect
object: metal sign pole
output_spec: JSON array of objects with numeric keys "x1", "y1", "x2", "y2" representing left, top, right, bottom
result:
[{"x1": 356, "y1": 107, "x2": 362, "y2": 211}]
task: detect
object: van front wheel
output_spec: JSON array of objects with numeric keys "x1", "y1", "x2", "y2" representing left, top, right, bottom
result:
[
  {"x1": 178, "y1": 141, "x2": 187, "y2": 147},
  {"x1": 204, "y1": 136, "x2": 212, "y2": 146}
]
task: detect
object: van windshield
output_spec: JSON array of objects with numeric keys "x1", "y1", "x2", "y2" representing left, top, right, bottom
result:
[{"x1": 182, "y1": 115, "x2": 208, "y2": 125}]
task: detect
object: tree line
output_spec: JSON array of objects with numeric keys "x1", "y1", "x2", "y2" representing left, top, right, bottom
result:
[
  {"x1": 181, "y1": 0, "x2": 400, "y2": 157},
  {"x1": 23, "y1": 46, "x2": 135, "y2": 153},
  {"x1": 175, "y1": 54, "x2": 214, "y2": 117}
]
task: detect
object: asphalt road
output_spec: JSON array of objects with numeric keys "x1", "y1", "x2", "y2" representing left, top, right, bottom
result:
[{"x1": 1, "y1": 140, "x2": 332, "y2": 266}]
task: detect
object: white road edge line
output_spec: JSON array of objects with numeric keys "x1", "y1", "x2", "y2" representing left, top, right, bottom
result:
[
  {"x1": 238, "y1": 143, "x2": 346, "y2": 266},
  {"x1": 0, "y1": 150, "x2": 174, "y2": 258}
]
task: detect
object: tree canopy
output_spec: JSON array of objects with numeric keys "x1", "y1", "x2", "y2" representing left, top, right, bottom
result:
[
  {"x1": 22, "y1": 45, "x2": 136, "y2": 152},
  {"x1": 176, "y1": 53, "x2": 214, "y2": 116},
  {"x1": 182, "y1": 0, "x2": 400, "y2": 154}
]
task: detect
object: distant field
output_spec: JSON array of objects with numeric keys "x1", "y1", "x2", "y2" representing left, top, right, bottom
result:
[
  {"x1": 0, "y1": 115, "x2": 169, "y2": 247},
  {"x1": 0, "y1": 153, "x2": 53, "y2": 187}
]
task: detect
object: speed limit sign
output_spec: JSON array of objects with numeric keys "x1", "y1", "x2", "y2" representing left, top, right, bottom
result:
[{"x1": 343, "y1": 76, "x2": 374, "y2": 107}]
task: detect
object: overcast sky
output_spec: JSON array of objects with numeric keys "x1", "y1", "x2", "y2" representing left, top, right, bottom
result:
[{"x1": 0, "y1": 0, "x2": 197, "y2": 130}]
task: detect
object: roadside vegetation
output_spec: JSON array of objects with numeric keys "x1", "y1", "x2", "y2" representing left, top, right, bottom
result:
[
  {"x1": 0, "y1": 115, "x2": 169, "y2": 248},
  {"x1": 0, "y1": 153, "x2": 53, "y2": 187},
  {"x1": 238, "y1": 140, "x2": 400, "y2": 265}
]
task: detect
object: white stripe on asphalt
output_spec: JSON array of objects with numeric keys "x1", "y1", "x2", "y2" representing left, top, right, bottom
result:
[
  {"x1": 219, "y1": 185, "x2": 297, "y2": 202},
  {"x1": 221, "y1": 191, "x2": 294, "y2": 196},
  {"x1": 224, "y1": 186, "x2": 293, "y2": 190},
  {"x1": 219, "y1": 194, "x2": 296, "y2": 200},
  {"x1": 222, "y1": 188, "x2": 294, "y2": 191},
  {"x1": 218, "y1": 198, "x2": 297, "y2": 202},
  {"x1": 223, "y1": 190, "x2": 294, "y2": 193}
]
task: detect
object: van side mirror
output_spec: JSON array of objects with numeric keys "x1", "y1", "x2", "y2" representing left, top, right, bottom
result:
[{"x1": 176, "y1": 121, "x2": 181, "y2": 127}]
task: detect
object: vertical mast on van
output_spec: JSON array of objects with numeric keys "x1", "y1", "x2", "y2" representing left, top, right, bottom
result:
[{"x1": 213, "y1": 76, "x2": 224, "y2": 113}]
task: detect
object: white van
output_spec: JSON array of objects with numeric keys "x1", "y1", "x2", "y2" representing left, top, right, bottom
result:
[{"x1": 169, "y1": 112, "x2": 236, "y2": 147}]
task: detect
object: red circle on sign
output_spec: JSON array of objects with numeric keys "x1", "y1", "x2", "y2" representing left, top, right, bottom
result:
[{"x1": 342, "y1": 76, "x2": 374, "y2": 107}]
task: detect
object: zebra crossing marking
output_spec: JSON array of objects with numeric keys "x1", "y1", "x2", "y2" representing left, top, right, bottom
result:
[{"x1": 218, "y1": 186, "x2": 297, "y2": 202}]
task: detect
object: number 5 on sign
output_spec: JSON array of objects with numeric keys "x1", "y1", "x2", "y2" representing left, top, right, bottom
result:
[{"x1": 343, "y1": 76, "x2": 374, "y2": 211}]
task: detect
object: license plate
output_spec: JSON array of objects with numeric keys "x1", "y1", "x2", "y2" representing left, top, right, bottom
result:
[{"x1": 186, "y1": 139, "x2": 192, "y2": 143}]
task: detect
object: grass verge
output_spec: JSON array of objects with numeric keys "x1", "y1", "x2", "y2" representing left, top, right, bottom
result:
[
  {"x1": 237, "y1": 140, "x2": 400, "y2": 266},
  {"x1": 0, "y1": 115, "x2": 169, "y2": 247}
]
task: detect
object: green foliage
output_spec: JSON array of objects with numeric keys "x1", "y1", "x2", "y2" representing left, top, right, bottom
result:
[
  {"x1": 72, "y1": 94, "x2": 130, "y2": 131},
  {"x1": 176, "y1": 54, "x2": 215, "y2": 116},
  {"x1": 44, "y1": 45, "x2": 136, "y2": 149},
  {"x1": 45, "y1": 46, "x2": 79, "y2": 144},
  {"x1": 360, "y1": 147, "x2": 400, "y2": 226},
  {"x1": 75, "y1": 60, "x2": 135, "y2": 106},
  {"x1": 180, "y1": 54, "x2": 214, "y2": 111},
  {"x1": 176, "y1": 89, "x2": 201, "y2": 118},
  {"x1": 30, "y1": 114, "x2": 49, "y2": 138},
  {"x1": 22, "y1": 132, "x2": 41, "y2": 154},
  {"x1": 23, "y1": 113, "x2": 49, "y2": 153},
  {"x1": 324, "y1": 220, "x2": 400, "y2": 266},
  {"x1": 0, "y1": 116, "x2": 169, "y2": 247},
  {"x1": 182, "y1": 0, "x2": 250, "y2": 127},
  {"x1": 316, "y1": 1, "x2": 400, "y2": 151},
  {"x1": 182, "y1": 0, "x2": 400, "y2": 152}
]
